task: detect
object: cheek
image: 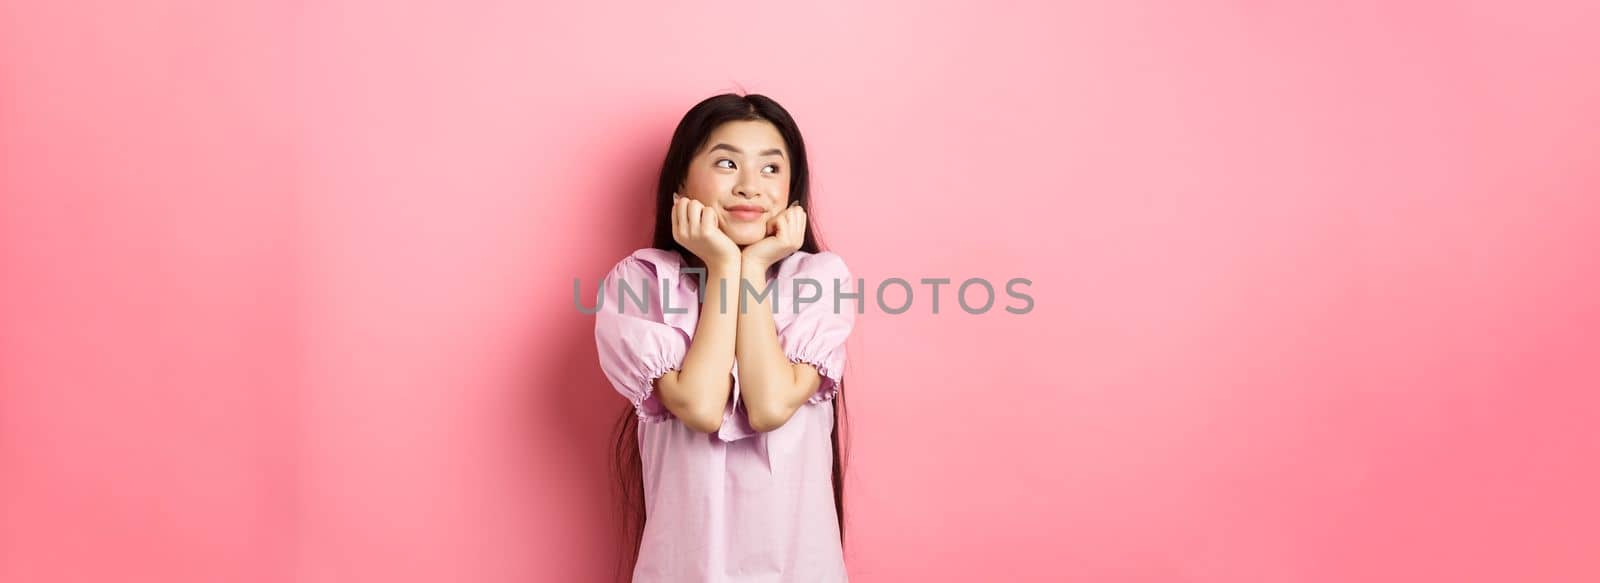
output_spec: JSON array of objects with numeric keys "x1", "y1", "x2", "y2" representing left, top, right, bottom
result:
[{"x1": 683, "y1": 168, "x2": 729, "y2": 200}]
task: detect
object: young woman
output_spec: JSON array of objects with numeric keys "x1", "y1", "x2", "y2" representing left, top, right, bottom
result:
[{"x1": 593, "y1": 93, "x2": 855, "y2": 582}]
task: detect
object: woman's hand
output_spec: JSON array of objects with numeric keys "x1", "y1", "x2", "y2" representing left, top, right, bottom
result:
[
  {"x1": 672, "y1": 193, "x2": 741, "y2": 267},
  {"x1": 741, "y1": 201, "x2": 805, "y2": 270}
]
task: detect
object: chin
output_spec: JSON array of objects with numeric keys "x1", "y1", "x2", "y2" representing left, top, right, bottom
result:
[{"x1": 725, "y1": 226, "x2": 765, "y2": 245}]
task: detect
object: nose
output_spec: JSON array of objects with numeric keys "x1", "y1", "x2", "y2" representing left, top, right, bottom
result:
[{"x1": 734, "y1": 183, "x2": 761, "y2": 200}]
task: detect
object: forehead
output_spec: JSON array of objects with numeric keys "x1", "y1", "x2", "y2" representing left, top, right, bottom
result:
[{"x1": 700, "y1": 120, "x2": 787, "y2": 155}]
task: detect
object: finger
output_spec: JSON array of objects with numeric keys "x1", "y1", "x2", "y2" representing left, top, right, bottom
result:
[
  {"x1": 672, "y1": 196, "x2": 686, "y2": 237},
  {"x1": 700, "y1": 206, "x2": 718, "y2": 235},
  {"x1": 787, "y1": 210, "x2": 804, "y2": 243},
  {"x1": 778, "y1": 211, "x2": 795, "y2": 239},
  {"x1": 783, "y1": 212, "x2": 799, "y2": 243},
  {"x1": 679, "y1": 199, "x2": 694, "y2": 241}
]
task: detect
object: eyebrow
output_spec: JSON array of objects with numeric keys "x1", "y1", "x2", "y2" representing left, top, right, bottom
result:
[{"x1": 707, "y1": 143, "x2": 785, "y2": 159}]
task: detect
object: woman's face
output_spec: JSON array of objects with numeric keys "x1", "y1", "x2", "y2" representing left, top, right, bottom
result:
[{"x1": 678, "y1": 120, "x2": 791, "y2": 246}]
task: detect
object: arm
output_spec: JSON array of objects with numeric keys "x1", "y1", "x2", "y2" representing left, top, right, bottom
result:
[
  {"x1": 654, "y1": 194, "x2": 743, "y2": 434},
  {"x1": 735, "y1": 256, "x2": 823, "y2": 433},
  {"x1": 654, "y1": 259, "x2": 739, "y2": 433}
]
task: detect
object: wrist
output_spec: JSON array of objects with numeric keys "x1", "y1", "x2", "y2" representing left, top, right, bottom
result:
[
  {"x1": 741, "y1": 256, "x2": 773, "y2": 275},
  {"x1": 704, "y1": 258, "x2": 741, "y2": 276}
]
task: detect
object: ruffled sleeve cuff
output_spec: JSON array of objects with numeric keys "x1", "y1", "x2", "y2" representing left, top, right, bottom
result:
[
  {"x1": 787, "y1": 346, "x2": 846, "y2": 405},
  {"x1": 774, "y1": 251, "x2": 857, "y2": 405}
]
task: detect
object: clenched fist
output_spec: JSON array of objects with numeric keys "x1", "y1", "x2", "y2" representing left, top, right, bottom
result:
[{"x1": 672, "y1": 193, "x2": 741, "y2": 267}]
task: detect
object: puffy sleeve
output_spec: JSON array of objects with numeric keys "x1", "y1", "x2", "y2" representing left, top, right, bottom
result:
[
  {"x1": 776, "y1": 251, "x2": 858, "y2": 405},
  {"x1": 593, "y1": 256, "x2": 687, "y2": 422}
]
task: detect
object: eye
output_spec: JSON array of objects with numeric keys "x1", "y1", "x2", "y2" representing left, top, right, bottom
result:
[
  {"x1": 715, "y1": 159, "x2": 735, "y2": 169},
  {"x1": 763, "y1": 164, "x2": 781, "y2": 174}
]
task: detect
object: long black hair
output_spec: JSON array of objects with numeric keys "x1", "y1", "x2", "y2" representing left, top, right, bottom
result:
[{"x1": 610, "y1": 93, "x2": 849, "y2": 581}]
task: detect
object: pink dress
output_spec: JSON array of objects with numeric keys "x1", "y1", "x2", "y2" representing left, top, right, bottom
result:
[{"x1": 593, "y1": 247, "x2": 856, "y2": 582}]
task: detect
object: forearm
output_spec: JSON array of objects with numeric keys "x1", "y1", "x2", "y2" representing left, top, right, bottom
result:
[
  {"x1": 734, "y1": 258, "x2": 805, "y2": 432},
  {"x1": 658, "y1": 260, "x2": 739, "y2": 431}
]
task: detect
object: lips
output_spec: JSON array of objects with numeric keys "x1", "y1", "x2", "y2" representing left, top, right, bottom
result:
[{"x1": 725, "y1": 205, "x2": 767, "y2": 222}]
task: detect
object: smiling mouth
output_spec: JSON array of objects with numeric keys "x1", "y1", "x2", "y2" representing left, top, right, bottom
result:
[{"x1": 726, "y1": 207, "x2": 766, "y2": 222}]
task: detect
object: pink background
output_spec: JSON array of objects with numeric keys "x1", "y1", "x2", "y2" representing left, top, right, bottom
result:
[{"x1": 3, "y1": 1, "x2": 1597, "y2": 581}]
